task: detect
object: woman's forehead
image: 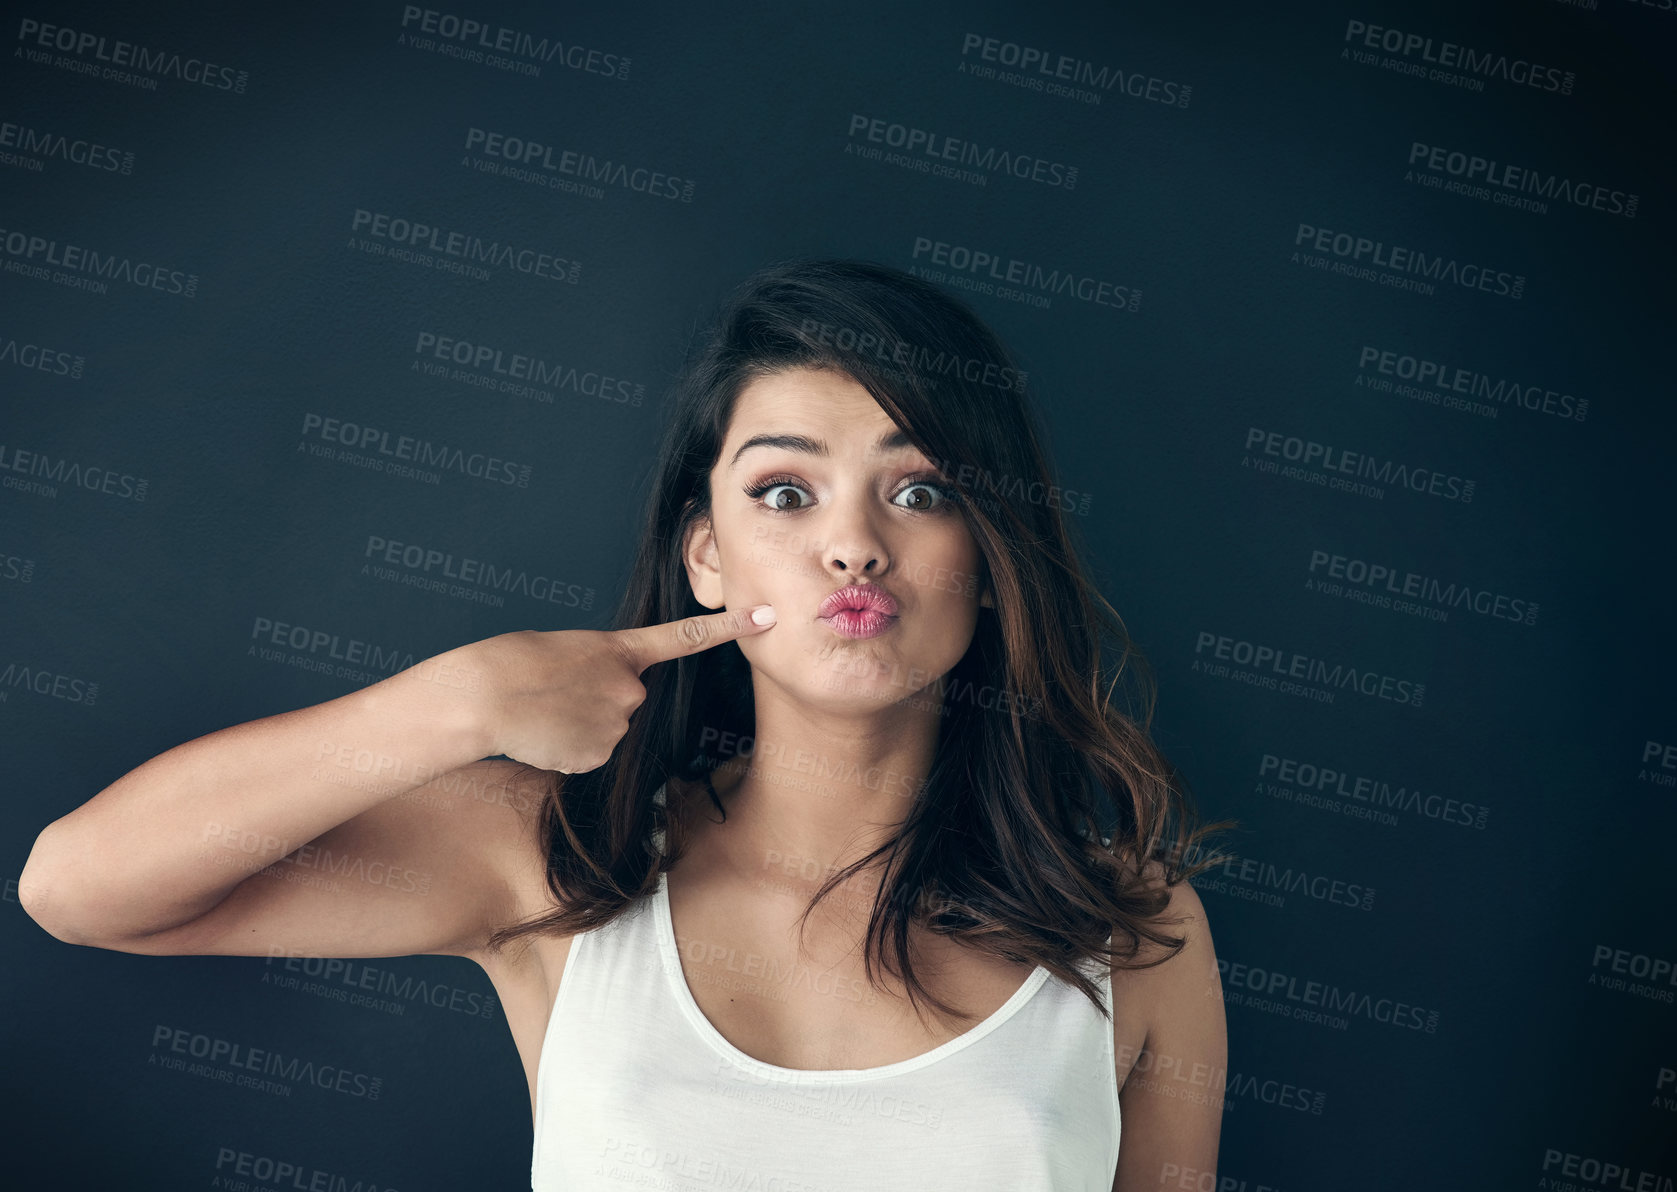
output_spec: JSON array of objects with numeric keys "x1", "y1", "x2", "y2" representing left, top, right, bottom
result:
[{"x1": 726, "y1": 371, "x2": 917, "y2": 452}]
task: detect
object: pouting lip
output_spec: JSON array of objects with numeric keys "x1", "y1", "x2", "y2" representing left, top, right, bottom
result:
[{"x1": 818, "y1": 583, "x2": 899, "y2": 619}]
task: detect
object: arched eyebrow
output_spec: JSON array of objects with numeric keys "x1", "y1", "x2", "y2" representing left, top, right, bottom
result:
[{"x1": 727, "y1": 427, "x2": 915, "y2": 471}]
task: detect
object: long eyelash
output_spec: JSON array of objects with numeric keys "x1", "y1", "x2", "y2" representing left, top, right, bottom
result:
[{"x1": 741, "y1": 473, "x2": 803, "y2": 499}]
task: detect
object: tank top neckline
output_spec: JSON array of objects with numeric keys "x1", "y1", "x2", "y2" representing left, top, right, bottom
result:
[{"x1": 651, "y1": 867, "x2": 1053, "y2": 1084}]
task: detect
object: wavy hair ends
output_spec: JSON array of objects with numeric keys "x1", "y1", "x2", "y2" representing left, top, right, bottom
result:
[{"x1": 483, "y1": 257, "x2": 1237, "y2": 1026}]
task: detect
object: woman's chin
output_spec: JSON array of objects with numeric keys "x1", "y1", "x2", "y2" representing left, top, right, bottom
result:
[
  {"x1": 804, "y1": 669, "x2": 940, "y2": 716},
  {"x1": 743, "y1": 642, "x2": 954, "y2": 714}
]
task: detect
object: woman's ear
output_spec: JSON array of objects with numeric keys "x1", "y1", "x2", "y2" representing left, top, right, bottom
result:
[{"x1": 682, "y1": 515, "x2": 726, "y2": 610}]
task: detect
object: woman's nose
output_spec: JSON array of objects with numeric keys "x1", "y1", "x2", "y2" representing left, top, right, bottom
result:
[{"x1": 822, "y1": 500, "x2": 888, "y2": 574}]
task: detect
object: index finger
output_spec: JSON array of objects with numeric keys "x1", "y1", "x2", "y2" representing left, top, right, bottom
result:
[{"x1": 613, "y1": 604, "x2": 777, "y2": 671}]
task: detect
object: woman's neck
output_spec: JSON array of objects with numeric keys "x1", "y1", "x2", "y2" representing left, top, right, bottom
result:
[{"x1": 689, "y1": 685, "x2": 942, "y2": 894}]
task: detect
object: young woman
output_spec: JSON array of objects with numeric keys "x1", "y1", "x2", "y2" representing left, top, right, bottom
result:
[{"x1": 21, "y1": 259, "x2": 1233, "y2": 1191}]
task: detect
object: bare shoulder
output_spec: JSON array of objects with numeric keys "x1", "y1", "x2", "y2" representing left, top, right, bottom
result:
[
  {"x1": 1145, "y1": 859, "x2": 1213, "y2": 949},
  {"x1": 1107, "y1": 859, "x2": 1224, "y2": 1071},
  {"x1": 1111, "y1": 858, "x2": 1219, "y2": 989},
  {"x1": 1108, "y1": 860, "x2": 1226, "y2": 1190}
]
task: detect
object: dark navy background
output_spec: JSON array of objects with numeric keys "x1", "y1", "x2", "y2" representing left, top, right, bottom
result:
[{"x1": 3, "y1": 1, "x2": 1673, "y2": 1188}]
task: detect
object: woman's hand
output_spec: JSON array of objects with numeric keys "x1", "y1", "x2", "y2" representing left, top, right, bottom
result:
[{"x1": 472, "y1": 605, "x2": 777, "y2": 773}]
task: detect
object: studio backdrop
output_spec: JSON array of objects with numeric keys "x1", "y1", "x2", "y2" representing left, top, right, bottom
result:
[{"x1": 2, "y1": 0, "x2": 1672, "y2": 1189}]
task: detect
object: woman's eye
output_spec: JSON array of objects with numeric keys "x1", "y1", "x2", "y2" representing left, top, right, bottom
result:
[
  {"x1": 893, "y1": 482, "x2": 949, "y2": 511},
  {"x1": 757, "y1": 483, "x2": 811, "y2": 511}
]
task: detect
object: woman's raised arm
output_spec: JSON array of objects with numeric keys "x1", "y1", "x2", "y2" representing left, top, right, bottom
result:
[
  {"x1": 16, "y1": 607, "x2": 775, "y2": 964},
  {"x1": 17, "y1": 640, "x2": 522, "y2": 959}
]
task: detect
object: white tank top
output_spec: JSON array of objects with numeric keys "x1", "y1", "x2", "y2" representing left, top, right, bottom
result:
[{"x1": 529, "y1": 838, "x2": 1122, "y2": 1189}]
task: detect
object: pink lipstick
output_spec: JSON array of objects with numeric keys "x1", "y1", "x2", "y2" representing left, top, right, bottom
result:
[{"x1": 817, "y1": 583, "x2": 899, "y2": 640}]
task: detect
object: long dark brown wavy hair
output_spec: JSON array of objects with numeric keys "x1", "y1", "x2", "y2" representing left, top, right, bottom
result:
[{"x1": 485, "y1": 257, "x2": 1236, "y2": 1025}]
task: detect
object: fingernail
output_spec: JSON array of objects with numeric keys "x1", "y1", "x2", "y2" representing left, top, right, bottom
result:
[{"x1": 751, "y1": 605, "x2": 777, "y2": 625}]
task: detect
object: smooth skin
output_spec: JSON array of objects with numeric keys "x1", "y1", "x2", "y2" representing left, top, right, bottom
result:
[{"x1": 19, "y1": 366, "x2": 1225, "y2": 1190}]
